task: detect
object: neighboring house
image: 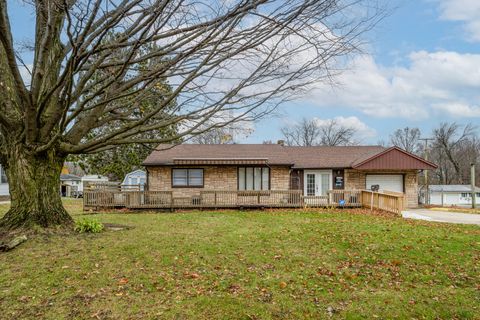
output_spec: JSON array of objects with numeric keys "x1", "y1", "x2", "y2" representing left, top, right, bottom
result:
[
  {"x1": 427, "y1": 185, "x2": 480, "y2": 206},
  {"x1": 80, "y1": 175, "x2": 109, "y2": 192},
  {"x1": 122, "y1": 170, "x2": 147, "y2": 186},
  {"x1": 143, "y1": 144, "x2": 437, "y2": 208},
  {"x1": 122, "y1": 170, "x2": 146, "y2": 190},
  {"x1": 0, "y1": 164, "x2": 9, "y2": 198},
  {"x1": 60, "y1": 174, "x2": 82, "y2": 197}
]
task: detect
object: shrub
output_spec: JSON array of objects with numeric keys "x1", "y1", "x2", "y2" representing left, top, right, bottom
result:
[{"x1": 75, "y1": 219, "x2": 104, "y2": 233}]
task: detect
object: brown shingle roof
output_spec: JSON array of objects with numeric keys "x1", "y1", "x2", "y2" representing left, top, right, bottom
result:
[
  {"x1": 143, "y1": 144, "x2": 293, "y2": 166},
  {"x1": 143, "y1": 144, "x2": 388, "y2": 168},
  {"x1": 285, "y1": 145, "x2": 385, "y2": 169}
]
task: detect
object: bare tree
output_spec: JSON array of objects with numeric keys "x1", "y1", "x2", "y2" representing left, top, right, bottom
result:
[
  {"x1": 430, "y1": 123, "x2": 477, "y2": 184},
  {"x1": 0, "y1": 0, "x2": 380, "y2": 230},
  {"x1": 281, "y1": 118, "x2": 321, "y2": 146},
  {"x1": 389, "y1": 127, "x2": 421, "y2": 154},
  {"x1": 281, "y1": 118, "x2": 357, "y2": 146},
  {"x1": 319, "y1": 119, "x2": 357, "y2": 146},
  {"x1": 190, "y1": 118, "x2": 254, "y2": 144},
  {"x1": 190, "y1": 129, "x2": 233, "y2": 144}
]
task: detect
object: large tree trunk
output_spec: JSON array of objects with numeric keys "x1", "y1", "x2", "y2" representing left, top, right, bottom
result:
[{"x1": 0, "y1": 146, "x2": 73, "y2": 230}]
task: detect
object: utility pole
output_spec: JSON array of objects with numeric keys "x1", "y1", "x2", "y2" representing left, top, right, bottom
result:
[
  {"x1": 419, "y1": 137, "x2": 434, "y2": 205},
  {"x1": 472, "y1": 163, "x2": 477, "y2": 209}
]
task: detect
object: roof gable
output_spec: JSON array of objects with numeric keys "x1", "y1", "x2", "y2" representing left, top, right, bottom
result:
[{"x1": 352, "y1": 147, "x2": 437, "y2": 170}]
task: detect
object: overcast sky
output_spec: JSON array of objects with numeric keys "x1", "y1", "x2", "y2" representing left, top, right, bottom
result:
[
  {"x1": 7, "y1": 0, "x2": 480, "y2": 144},
  {"x1": 244, "y1": 0, "x2": 480, "y2": 144}
]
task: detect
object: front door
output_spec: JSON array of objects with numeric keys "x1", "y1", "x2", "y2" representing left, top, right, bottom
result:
[{"x1": 304, "y1": 171, "x2": 332, "y2": 196}]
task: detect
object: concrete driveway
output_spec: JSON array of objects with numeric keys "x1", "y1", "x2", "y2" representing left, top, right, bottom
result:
[{"x1": 402, "y1": 209, "x2": 480, "y2": 225}]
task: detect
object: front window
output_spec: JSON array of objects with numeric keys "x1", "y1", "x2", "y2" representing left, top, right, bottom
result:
[
  {"x1": 461, "y1": 193, "x2": 472, "y2": 198},
  {"x1": 238, "y1": 167, "x2": 269, "y2": 190},
  {"x1": 172, "y1": 168, "x2": 204, "y2": 187}
]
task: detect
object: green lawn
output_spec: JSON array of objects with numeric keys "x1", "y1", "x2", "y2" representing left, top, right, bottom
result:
[{"x1": 1, "y1": 200, "x2": 479, "y2": 319}]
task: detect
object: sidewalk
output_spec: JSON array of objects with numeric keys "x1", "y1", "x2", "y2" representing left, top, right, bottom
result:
[{"x1": 402, "y1": 209, "x2": 480, "y2": 225}]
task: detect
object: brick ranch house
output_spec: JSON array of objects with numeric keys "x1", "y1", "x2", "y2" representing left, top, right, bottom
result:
[{"x1": 143, "y1": 144, "x2": 437, "y2": 208}]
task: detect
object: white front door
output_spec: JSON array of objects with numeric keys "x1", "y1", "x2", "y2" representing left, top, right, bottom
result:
[{"x1": 304, "y1": 170, "x2": 332, "y2": 196}]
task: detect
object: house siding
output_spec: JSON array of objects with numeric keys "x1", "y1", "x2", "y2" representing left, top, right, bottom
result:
[
  {"x1": 344, "y1": 169, "x2": 418, "y2": 208},
  {"x1": 430, "y1": 192, "x2": 480, "y2": 206},
  {"x1": 0, "y1": 183, "x2": 9, "y2": 200},
  {"x1": 147, "y1": 166, "x2": 290, "y2": 198}
]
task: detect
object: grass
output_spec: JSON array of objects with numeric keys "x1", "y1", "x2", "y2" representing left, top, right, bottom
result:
[{"x1": 0, "y1": 200, "x2": 479, "y2": 319}]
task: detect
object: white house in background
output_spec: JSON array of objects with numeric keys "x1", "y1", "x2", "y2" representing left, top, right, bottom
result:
[
  {"x1": 60, "y1": 174, "x2": 82, "y2": 197},
  {"x1": 428, "y1": 185, "x2": 480, "y2": 206},
  {"x1": 0, "y1": 165, "x2": 9, "y2": 197},
  {"x1": 80, "y1": 174, "x2": 109, "y2": 192},
  {"x1": 122, "y1": 170, "x2": 146, "y2": 190}
]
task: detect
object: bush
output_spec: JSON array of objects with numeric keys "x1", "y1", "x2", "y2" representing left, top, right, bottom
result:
[{"x1": 75, "y1": 219, "x2": 104, "y2": 233}]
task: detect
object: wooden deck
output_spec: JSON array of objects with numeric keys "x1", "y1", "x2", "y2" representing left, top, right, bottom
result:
[{"x1": 83, "y1": 189, "x2": 405, "y2": 215}]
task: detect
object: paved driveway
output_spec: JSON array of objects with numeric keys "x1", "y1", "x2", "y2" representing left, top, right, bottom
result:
[{"x1": 402, "y1": 209, "x2": 480, "y2": 225}]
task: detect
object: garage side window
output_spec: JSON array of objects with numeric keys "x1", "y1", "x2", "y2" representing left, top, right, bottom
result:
[{"x1": 172, "y1": 169, "x2": 204, "y2": 187}]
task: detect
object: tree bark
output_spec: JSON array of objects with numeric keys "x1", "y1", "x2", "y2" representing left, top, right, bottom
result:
[{"x1": 0, "y1": 146, "x2": 73, "y2": 230}]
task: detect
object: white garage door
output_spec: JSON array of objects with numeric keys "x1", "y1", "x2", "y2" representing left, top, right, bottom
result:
[{"x1": 366, "y1": 174, "x2": 404, "y2": 193}]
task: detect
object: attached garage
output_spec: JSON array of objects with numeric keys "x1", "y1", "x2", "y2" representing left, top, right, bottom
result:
[{"x1": 366, "y1": 174, "x2": 404, "y2": 193}]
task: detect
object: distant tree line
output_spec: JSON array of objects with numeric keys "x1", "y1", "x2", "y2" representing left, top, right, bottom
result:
[
  {"x1": 280, "y1": 118, "x2": 358, "y2": 146},
  {"x1": 388, "y1": 123, "x2": 479, "y2": 186}
]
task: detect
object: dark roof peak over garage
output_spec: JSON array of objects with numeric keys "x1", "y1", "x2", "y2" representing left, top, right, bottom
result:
[{"x1": 352, "y1": 147, "x2": 437, "y2": 170}]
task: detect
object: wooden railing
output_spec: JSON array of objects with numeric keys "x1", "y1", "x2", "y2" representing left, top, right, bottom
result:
[
  {"x1": 200, "y1": 190, "x2": 303, "y2": 208},
  {"x1": 84, "y1": 190, "x2": 303, "y2": 209},
  {"x1": 303, "y1": 190, "x2": 362, "y2": 207},
  {"x1": 84, "y1": 182, "x2": 144, "y2": 192},
  {"x1": 360, "y1": 190, "x2": 405, "y2": 215},
  {"x1": 83, "y1": 189, "x2": 405, "y2": 213}
]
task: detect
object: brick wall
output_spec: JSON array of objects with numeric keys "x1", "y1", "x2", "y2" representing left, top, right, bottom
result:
[
  {"x1": 270, "y1": 167, "x2": 290, "y2": 190},
  {"x1": 404, "y1": 171, "x2": 418, "y2": 208},
  {"x1": 344, "y1": 169, "x2": 418, "y2": 208},
  {"x1": 147, "y1": 166, "x2": 291, "y2": 198}
]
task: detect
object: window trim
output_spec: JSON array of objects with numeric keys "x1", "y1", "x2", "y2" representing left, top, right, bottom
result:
[
  {"x1": 171, "y1": 168, "x2": 204, "y2": 188},
  {"x1": 237, "y1": 166, "x2": 271, "y2": 191}
]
